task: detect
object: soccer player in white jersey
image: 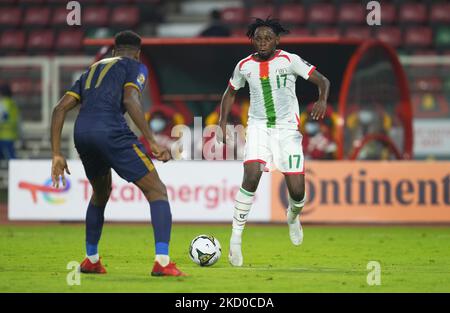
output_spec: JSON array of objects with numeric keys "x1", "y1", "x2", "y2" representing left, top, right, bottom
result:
[{"x1": 218, "y1": 18, "x2": 330, "y2": 266}]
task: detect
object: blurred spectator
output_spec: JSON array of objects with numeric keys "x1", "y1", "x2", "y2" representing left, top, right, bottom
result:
[
  {"x1": 199, "y1": 10, "x2": 231, "y2": 37},
  {"x1": 0, "y1": 84, "x2": 20, "y2": 160},
  {"x1": 303, "y1": 119, "x2": 336, "y2": 160},
  {"x1": 301, "y1": 103, "x2": 337, "y2": 160},
  {"x1": 346, "y1": 104, "x2": 394, "y2": 160}
]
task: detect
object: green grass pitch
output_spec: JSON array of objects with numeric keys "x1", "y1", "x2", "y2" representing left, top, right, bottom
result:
[{"x1": 1, "y1": 224, "x2": 450, "y2": 292}]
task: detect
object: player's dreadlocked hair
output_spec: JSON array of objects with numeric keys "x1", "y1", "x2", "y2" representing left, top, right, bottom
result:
[
  {"x1": 114, "y1": 30, "x2": 141, "y2": 49},
  {"x1": 246, "y1": 17, "x2": 290, "y2": 39}
]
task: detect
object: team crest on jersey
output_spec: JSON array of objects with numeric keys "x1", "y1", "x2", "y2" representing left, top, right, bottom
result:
[{"x1": 137, "y1": 73, "x2": 146, "y2": 88}]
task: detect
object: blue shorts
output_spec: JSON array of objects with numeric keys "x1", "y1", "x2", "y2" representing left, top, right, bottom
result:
[{"x1": 74, "y1": 130, "x2": 154, "y2": 182}]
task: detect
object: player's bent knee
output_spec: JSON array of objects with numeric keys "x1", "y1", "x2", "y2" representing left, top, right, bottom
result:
[
  {"x1": 141, "y1": 182, "x2": 168, "y2": 202},
  {"x1": 289, "y1": 188, "x2": 305, "y2": 202},
  {"x1": 242, "y1": 178, "x2": 259, "y2": 193}
]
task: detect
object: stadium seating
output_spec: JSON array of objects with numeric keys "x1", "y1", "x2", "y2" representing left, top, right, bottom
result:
[
  {"x1": 249, "y1": 6, "x2": 276, "y2": 21},
  {"x1": 404, "y1": 27, "x2": 433, "y2": 48},
  {"x1": 83, "y1": 7, "x2": 109, "y2": 27},
  {"x1": 230, "y1": 28, "x2": 244, "y2": 37},
  {"x1": 55, "y1": 29, "x2": 84, "y2": 51},
  {"x1": 376, "y1": 27, "x2": 402, "y2": 48},
  {"x1": 343, "y1": 27, "x2": 372, "y2": 40},
  {"x1": 286, "y1": 28, "x2": 310, "y2": 37},
  {"x1": 338, "y1": 3, "x2": 365, "y2": 24},
  {"x1": 0, "y1": 30, "x2": 26, "y2": 51},
  {"x1": 23, "y1": 7, "x2": 51, "y2": 27},
  {"x1": 399, "y1": 3, "x2": 427, "y2": 24},
  {"x1": 52, "y1": 7, "x2": 70, "y2": 26},
  {"x1": 221, "y1": 7, "x2": 246, "y2": 25},
  {"x1": 18, "y1": 0, "x2": 46, "y2": 4},
  {"x1": 0, "y1": 7, "x2": 22, "y2": 28},
  {"x1": 430, "y1": 3, "x2": 450, "y2": 24},
  {"x1": 308, "y1": 3, "x2": 336, "y2": 25},
  {"x1": 27, "y1": 30, "x2": 54, "y2": 52},
  {"x1": 380, "y1": 3, "x2": 396, "y2": 24},
  {"x1": 315, "y1": 27, "x2": 340, "y2": 38},
  {"x1": 278, "y1": 4, "x2": 305, "y2": 25},
  {"x1": 10, "y1": 77, "x2": 35, "y2": 95},
  {"x1": 0, "y1": 1, "x2": 447, "y2": 56},
  {"x1": 111, "y1": 6, "x2": 140, "y2": 28}
]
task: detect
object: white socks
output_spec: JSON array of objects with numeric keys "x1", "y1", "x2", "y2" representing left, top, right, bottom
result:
[
  {"x1": 287, "y1": 192, "x2": 306, "y2": 224},
  {"x1": 155, "y1": 255, "x2": 170, "y2": 267},
  {"x1": 87, "y1": 254, "x2": 99, "y2": 263},
  {"x1": 231, "y1": 187, "x2": 255, "y2": 243}
]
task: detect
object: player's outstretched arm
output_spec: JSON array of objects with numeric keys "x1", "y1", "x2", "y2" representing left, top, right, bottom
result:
[
  {"x1": 218, "y1": 85, "x2": 237, "y2": 143},
  {"x1": 308, "y1": 70, "x2": 330, "y2": 120},
  {"x1": 50, "y1": 93, "x2": 79, "y2": 188},
  {"x1": 123, "y1": 86, "x2": 170, "y2": 162}
]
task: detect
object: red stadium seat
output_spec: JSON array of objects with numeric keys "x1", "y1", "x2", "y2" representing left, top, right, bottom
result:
[
  {"x1": 10, "y1": 78, "x2": 35, "y2": 95},
  {"x1": 111, "y1": 6, "x2": 140, "y2": 27},
  {"x1": 221, "y1": 7, "x2": 246, "y2": 25},
  {"x1": 17, "y1": 0, "x2": 45, "y2": 4},
  {"x1": 286, "y1": 28, "x2": 310, "y2": 37},
  {"x1": 0, "y1": 7, "x2": 22, "y2": 27},
  {"x1": 376, "y1": 27, "x2": 402, "y2": 48},
  {"x1": 230, "y1": 28, "x2": 246, "y2": 38},
  {"x1": 404, "y1": 27, "x2": 432, "y2": 47},
  {"x1": 315, "y1": 27, "x2": 340, "y2": 38},
  {"x1": 380, "y1": 3, "x2": 396, "y2": 24},
  {"x1": 249, "y1": 6, "x2": 275, "y2": 21},
  {"x1": 83, "y1": 7, "x2": 109, "y2": 27},
  {"x1": 278, "y1": 4, "x2": 305, "y2": 24},
  {"x1": 308, "y1": 3, "x2": 336, "y2": 25},
  {"x1": 27, "y1": 30, "x2": 54, "y2": 51},
  {"x1": 23, "y1": 7, "x2": 51, "y2": 27},
  {"x1": 399, "y1": 3, "x2": 427, "y2": 24},
  {"x1": 338, "y1": 3, "x2": 365, "y2": 24},
  {"x1": 0, "y1": 30, "x2": 25, "y2": 51},
  {"x1": 343, "y1": 27, "x2": 372, "y2": 40},
  {"x1": 430, "y1": 3, "x2": 450, "y2": 24},
  {"x1": 55, "y1": 30, "x2": 84, "y2": 51},
  {"x1": 46, "y1": 0, "x2": 102, "y2": 3},
  {"x1": 106, "y1": 0, "x2": 134, "y2": 3},
  {"x1": 52, "y1": 7, "x2": 69, "y2": 26}
]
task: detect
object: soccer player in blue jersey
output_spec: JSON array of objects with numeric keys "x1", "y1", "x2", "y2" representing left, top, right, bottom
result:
[{"x1": 50, "y1": 31, "x2": 185, "y2": 276}]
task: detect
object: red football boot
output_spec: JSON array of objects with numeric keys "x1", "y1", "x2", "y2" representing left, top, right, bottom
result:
[
  {"x1": 80, "y1": 257, "x2": 107, "y2": 274},
  {"x1": 151, "y1": 261, "x2": 187, "y2": 277}
]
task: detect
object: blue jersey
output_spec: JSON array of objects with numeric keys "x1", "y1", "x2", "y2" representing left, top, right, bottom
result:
[
  {"x1": 66, "y1": 57, "x2": 154, "y2": 183},
  {"x1": 67, "y1": 56, "x2": 148, "y2": 133}
]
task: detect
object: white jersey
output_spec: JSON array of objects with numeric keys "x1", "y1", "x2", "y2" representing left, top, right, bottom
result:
[{"x1": 229, "y1": 49, "x2": 316, "y2": 130}]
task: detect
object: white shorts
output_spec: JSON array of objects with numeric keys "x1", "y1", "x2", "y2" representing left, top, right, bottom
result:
[{"x1": 243, "y1": 124, "x2": 305, "y2": 174}]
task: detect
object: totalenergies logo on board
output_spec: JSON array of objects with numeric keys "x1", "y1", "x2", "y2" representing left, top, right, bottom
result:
[{"x1": 19, "y1": 178, "x2": 71, "y2": 204}]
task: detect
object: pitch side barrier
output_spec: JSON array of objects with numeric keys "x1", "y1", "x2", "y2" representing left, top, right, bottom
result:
[{"x1": 8, "y1": 160, "x2": 449, "y2": 223}]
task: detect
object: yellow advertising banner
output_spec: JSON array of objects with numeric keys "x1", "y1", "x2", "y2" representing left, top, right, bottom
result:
[{"x1": 271, "y1": 161, "x2": 450, "y2": 223}]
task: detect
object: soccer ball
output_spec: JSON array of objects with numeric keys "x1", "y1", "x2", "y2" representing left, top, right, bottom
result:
[{"x1": 189, "y1": 234, "x2": 221, "y2": 266}]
